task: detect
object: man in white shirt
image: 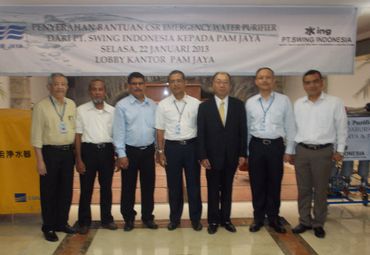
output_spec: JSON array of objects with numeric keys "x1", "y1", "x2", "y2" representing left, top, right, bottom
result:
[
  {"x1": 156, "y1": 70, "x2": 202, "y2": 231},
  {"x1": 75, "y1": 79, "x2": 117, "y2": 234},
  {"x1": 293, "y1": 69, "x2": 347, "y2": 238},
  {"x1": 246, "y1": 67, "x2": 295, "y2": 234}
]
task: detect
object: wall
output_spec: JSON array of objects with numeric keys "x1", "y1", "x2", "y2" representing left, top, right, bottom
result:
[
  {"x1": 0, "y1": 76, "x2": 10, "y2": 108},
  {"x1": 30, "y1": 77, "x2": 48, "y2": 107}
]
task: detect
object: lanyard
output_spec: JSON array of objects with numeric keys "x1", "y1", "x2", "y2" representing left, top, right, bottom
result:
[
  {"x1": 259, "y1": 94, "x2": 274, "y2": 123},
  {"x1": 49, "y1": 96, "x2": 66, "y2": 122},
  {"x1": 174, "y1": 100, "x2": 187, "y2": 123}
]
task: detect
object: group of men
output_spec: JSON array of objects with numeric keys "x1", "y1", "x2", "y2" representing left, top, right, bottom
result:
[{"x1": 31, "y1": 68, "x2": 347, "y2": 242}]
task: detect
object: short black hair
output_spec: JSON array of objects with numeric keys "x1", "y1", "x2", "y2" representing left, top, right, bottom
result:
[
  {"x1": 255, "y1": 67, "x2": 275, "y2": 77},
  {"x1": 128, "y1": 72, "x2": 145, "y2": 84},
  {"x1": 303, "y1": 69, "x2": 323, "y2": 80},
  {"x1": 168, "y1": 70, "x2": 185, "y2": 81},
  {"x1": 211, "y1": 72, "x2": 231, "y2": 83}
]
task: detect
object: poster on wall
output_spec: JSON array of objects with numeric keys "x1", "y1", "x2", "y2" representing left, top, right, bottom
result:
[
  {"x1": 344, "y1": 116, "x2": 370, "y2": 161},
  {"x1": 0, "y1": 5, "x2": 356, "y2": 76},
  {"x1": 0, "y1": 109, "x2": 40, "y2": 214}
]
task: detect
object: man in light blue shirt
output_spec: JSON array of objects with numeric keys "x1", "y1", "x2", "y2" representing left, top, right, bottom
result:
[
  {"x1": 113, "y1": 72, "x2": 158, "y2": 231},
  {"x1": 246, "y1": 67, "x2": 295, "y2": 234}
]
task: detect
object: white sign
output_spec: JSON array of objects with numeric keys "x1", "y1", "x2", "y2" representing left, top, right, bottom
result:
[
  {"x1": 0, "y1": 6, "x2": 356, "y2": 76},
  {"x1": 344, "y1": 116, "x2": 370, "y2": 161}
]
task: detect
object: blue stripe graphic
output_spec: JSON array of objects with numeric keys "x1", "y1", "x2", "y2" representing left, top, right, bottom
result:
[{"x1": 0, "y1": 24, "x2": 26, "y2": 40}]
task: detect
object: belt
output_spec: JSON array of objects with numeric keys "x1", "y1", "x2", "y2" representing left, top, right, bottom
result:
[
  {"x1": 126, "y1": 144, "x2": 154, "y2": 150},
  {"x1": 299, "y1": 143, "x2": 332, "y2": 150},
  {"x1": 43, "y1": 144, "x2": 74, "y2": 151},
  {"x1": 251, "y1": 136, "x2": 283, "y2": 145},
  {"x1": 83, "y1": 142, "x2": 112, "y2": 149},
  {"x1": 165, "y1": 138, "x2": 196, "y2": 145}
]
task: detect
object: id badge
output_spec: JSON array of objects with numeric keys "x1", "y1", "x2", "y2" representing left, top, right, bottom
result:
[
  {"x1": 59, "y1": 121, "x2": 67, "y2": 134},
  {"x1": 175, "y1": 123, "x2": 181, "y2": 134}
]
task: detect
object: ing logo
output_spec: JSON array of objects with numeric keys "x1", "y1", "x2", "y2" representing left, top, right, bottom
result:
[{"x1": 0, "y1": 24, "x2": 26, "y2": 40}]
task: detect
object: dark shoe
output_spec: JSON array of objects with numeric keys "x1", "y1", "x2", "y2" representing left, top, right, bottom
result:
[
  {"x1": 207, "y1": 223, "x2": 218, "y2": 234},
  {"x1": 269, "y1": 220, "x2": 287, "y2": 234},
  {"x1": 313, "y1": 227, "x2": 325, "y2": 238},
  {"x1": 143, "y1": 220, "x2": 158, "y2": 229},
  {"x1": 43, "y1": 231, "x2": 58, "y2": 242},
  {"x1": 249, "y1": 221, "x2": 263, "y2": 233},
  {"x1": 102, "y1": 222, "x2": 118, "y2": 230},
  {"x1": 191, "y1": 221, "x2": 203, "y2": 231},
  {"x1": 292, "y1": 224, "x2": 312, "y2": 234},
  {"x1": 167, "y1": 222, "x2": 179, "y2": 231},
  {"x1": 78, "y1": 225, "x2": 89, "y2": 235},
  {"x1": 124, "y1": 221, "x2": 134, "y2": 232},
  {"x1": 222, "y1": 222, "x2": 236, "y2": 233},
  {"x1": 55, "y1": 224, "x2": 76, "y2": 234}
]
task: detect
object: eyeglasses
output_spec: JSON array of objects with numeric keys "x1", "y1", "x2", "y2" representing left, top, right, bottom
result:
[{"x1": 169, "y1": 79, "x2": 184, "y2": 85}]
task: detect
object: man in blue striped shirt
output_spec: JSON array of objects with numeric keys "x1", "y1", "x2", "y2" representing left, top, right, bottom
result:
[{"x1": 113, "y1": 72, "x2": 158, "y2": 231}]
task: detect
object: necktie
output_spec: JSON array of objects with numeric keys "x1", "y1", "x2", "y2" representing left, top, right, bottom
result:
[{"x1": 219, "y1": 101, "x2": 225, "y2": 125}]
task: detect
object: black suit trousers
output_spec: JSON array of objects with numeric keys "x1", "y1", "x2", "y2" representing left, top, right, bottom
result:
[
  {"x1": 121, "y1": 144, "x2": 155, "y2": 222},
  {"x1": 40, "y1": 146, "x2": 74, "y2": 232},
  {"x1": 78, "y1": 143, "x2": 115, "y2": 226},
  {"x1": 248, "y1": 137, "x2": 284, "y2": 223},
  {"x1": 165, "y1": 141, "x2": 202, "y2": 223},
  {"x1": 206, "y1": 160, "x2": 237, "y2": 224}
]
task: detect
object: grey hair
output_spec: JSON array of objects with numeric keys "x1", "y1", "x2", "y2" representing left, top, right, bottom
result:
[{"x1": 48, "y1": 73, "x2": 68, "y2": 85}]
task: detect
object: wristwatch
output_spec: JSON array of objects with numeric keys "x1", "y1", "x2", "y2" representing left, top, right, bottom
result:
[{"x1": 157, "y1": 149, "x2": 164, "y2": 154}]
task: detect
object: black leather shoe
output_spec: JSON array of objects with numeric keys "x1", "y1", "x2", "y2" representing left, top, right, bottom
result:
[
  {"x1": 269, "y1": 220, "x2": 287, "y2": 233},
  {"x1": 207, "y1": 223, "x2": 218, "y2": 234},
  {"x1": 143, "y1": 220, "x2": 158, "y2": 229},
  {"x1": 313, "y1": 227, "x2": 325, "y2": 238},
  {"x1": 43, "y1": 230, "x2": 58, "y2": 242},
  {"x1": 249, "y1": 221, "x2": 263, "y2": 233},
  {"x1": 124, "y1": 221, "x2": 134, "y2": 232},
  {"x1": 167, "y1": 222, "x2": 179, "y2": 231},
  {"x1": 102, "y1": 222, "x2": 118, "y2": 230},
  {"x1": 191, "y1": 221, "x2": 203, "y2": 231},
  {"x1": 78, "y1": 225, "x2": 89, "y2": 235},
  {"x1": 55, "y1": 224, "x2": 76, "y2": 234},
  {"x1": 222, "y1": 222, "x2": 237, "y2": 233},
  {"x1": 292, "y1": 224, "x2": 312, "y2": 234}
]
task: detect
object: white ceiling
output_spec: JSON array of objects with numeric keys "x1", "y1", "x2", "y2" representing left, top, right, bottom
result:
[{"x1": 1, "y1": 0, "x2": 370, "y2": 40}]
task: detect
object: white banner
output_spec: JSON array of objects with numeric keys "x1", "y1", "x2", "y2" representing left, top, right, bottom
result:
[
  {"x1": 0, "y1": 5, "x2": 356, "y2": 76},
  {"x1": 344, "y1": 116, "x2": 370, "y2": 161}
]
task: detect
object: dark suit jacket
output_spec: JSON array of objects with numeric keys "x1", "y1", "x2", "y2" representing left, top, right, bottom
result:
[{"x1": 197, "y1": 96, "x2": 247, "y2": 170}]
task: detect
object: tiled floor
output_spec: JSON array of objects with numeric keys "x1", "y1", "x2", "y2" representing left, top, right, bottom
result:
[{"x1": 1, "y1": 201, "x2": 369, "y2": 255}]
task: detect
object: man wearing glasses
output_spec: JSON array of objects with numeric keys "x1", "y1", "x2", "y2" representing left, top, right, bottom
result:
[{"x1": 156, "y1": 70, "x2": 203, "y2": 231}]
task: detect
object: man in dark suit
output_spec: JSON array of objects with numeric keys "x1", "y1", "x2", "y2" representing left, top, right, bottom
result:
[{"x1": 197, "y1": 72, "x2": 247, "y2": 234}]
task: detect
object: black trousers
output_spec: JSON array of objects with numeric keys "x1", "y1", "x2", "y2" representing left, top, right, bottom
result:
[
  {"x1": 165, "y1": 140, "x2": 202, "y2": 224},
  {"x1": 78, "y1": 143, "x2": 115, "y2": 227},
  {"x1": 121, "y1": 144, "x2": 155, "y2": 222},
  {"x1": 248, "y1": 137, "x2": 285, "y2": 223},
  {"x1": 206, "y1": 159, "x2": 237, "y2": 224},
  {"x1": 40, "y1": 146, "x2": 74, "y2": 232}
]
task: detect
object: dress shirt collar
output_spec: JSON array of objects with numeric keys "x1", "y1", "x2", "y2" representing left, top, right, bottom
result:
[
  {"x1": 303, "y1": 92, "x2": 326, "y2": 103},
  {"x1": 128, "y1": 94, "x2": 149, "y2": 105},
  {"x1": 50, "y1": 95, "x2": 66, "y2": 105},
  {"x1": 86, "y1": 101, "x2": 111, "y2": 112},
  {"x1": 169, "y1": 93, "x2": 189, "y2": 103},
  {"x1": 256, "y1": 91, "x2": 275, "y2": 102},
  {"x1": 214, "y1": 95, "x2": 229, "y2": 105}
]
